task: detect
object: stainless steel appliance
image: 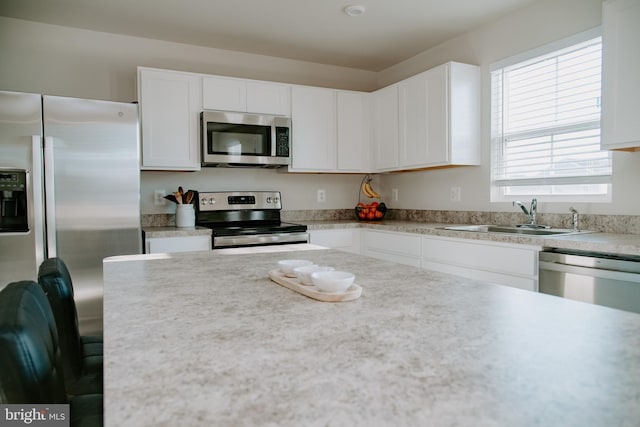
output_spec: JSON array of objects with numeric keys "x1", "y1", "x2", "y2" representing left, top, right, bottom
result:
[
  {"x1": 0, "y1": 90, "x2": 141, "y2": 335},
  {"x1": 0, "y1": 169, "x2": 29, "y2": 233},
  {"x1": 539, "y1": 249, "x2": 640, "y2": 313},
  {"x1": 196, "y1": 191, "x2": 308, "y2": 248},
  {"x1": 201, "y1": 111, "x2": 291, "y2": 167}
]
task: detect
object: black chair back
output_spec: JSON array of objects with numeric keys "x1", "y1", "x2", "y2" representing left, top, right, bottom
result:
[
  {"x1": 0, "y1": 281, "x2": 68, "y2": 403},
  {"x1": 37, "y1": 257, "x2": 84, "y2": 381}
]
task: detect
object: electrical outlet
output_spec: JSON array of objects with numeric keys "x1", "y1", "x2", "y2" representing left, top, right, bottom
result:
[
  {"x1": 154, "y1": 190, "x2": 166, "y2": 206},
  {"x1": 449, "y1": 186, "x2": 462, "y2": 202},
  {"x1": 317, "y1": 189, "x2": 326, "y2": 203},
  {"x1": 392, "y1": 188, "x2": 399, "y2": 202}
]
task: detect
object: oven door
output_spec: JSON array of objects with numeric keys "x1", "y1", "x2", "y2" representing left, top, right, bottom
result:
[{"x1": 214, "y1": 231, "x2": 309, "y2": 248}]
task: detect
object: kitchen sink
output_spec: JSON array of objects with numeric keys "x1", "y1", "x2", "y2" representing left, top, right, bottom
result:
[{"x1": 440, "y1": 225, "x2": 588, "y2": 236}]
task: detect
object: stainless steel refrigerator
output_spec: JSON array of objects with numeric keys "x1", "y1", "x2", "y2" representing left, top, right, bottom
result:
[{"x1": 0, "y1": 90, "x2": 141, "y2": 335}]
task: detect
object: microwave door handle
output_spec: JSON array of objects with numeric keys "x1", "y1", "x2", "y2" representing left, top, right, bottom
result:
[
  {"x1": 271, "y1": 125, "x2": 277, "y2": 157},
  {"x1": 44, "y1": 136, "x2": 57, "y2": 257}
]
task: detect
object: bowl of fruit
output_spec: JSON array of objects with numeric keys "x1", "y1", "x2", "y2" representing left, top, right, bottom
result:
[
  {"x1": 355, "y1": 201, "x2": 387, "y2": 221},
  {"x1": 355, "y1": 175, "x2": 387, "y2": 221}
]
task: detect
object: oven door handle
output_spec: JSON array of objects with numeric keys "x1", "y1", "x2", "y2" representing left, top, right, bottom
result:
[{"x1": 214, "y1": 232, "x2": 309, "y2": 248}]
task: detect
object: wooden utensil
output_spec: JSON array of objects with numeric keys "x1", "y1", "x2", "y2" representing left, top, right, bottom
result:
[{"x1": 184, "y1": 190, "x2": 194, "y2": 204}]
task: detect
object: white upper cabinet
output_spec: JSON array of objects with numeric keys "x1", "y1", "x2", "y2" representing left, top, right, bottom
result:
[
  {"x1": 202, "y1": 76, "x2": 246, "y2": 112},
  {"x1": 289, "y1": 86, "x2": 369, "y2": 173},
  {"x1": 372, "y1": 84, "x2": 400, "y2": 171},
  {"x1": 290, "y1": 86, "x2": 336, "y2": 171},
  {"x1": 202, "y1": 76, "x2": 291, "y2": 116},
  {"x1": 336, "y1": 90, "x2": 369, "y2": 172},
  {"x1": 398, "y1": 66, "x2": 447, "y2": 168},
  {"x1": 137, "y1": 63, "x2": 478, "y2": 173},
  {"x1": 138, "y1": 67, "x2": 202, "y2": 171},
  {"x1": 602, "y1": 0, "x2": 640, "y2": 151},
  {"x1": 246, "y1": 81, "x2": 291, "y2": 116},
  {"x1": 373, "y1": 62, "x2": 480, "y2": 172}
]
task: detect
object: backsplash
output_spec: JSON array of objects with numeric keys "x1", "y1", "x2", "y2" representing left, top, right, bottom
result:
[{"x1": 143, "y1": 210, "x2": 640, "y2": 234}]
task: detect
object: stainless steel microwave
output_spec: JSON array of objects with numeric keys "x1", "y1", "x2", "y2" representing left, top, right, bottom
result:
[{"x1": 201, "y1": 111, "x2": 291, "y2": 168}]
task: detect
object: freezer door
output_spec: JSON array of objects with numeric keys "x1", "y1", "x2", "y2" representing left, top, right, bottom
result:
[
  {"x1": 0, "y1": 91, "x2": 45, "y2": 287},
  {"x1": 43, "y1": 95, "x2": 141, "y2": 335}
]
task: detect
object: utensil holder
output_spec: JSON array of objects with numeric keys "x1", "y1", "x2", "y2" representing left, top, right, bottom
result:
[{"x1": 175, "y1": 204, "x2": 195, "y2": 228}]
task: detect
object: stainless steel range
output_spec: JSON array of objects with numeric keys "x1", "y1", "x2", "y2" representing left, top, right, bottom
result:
[{"x1": 195, "y1": 191, "x2": 308, "y2": 249}]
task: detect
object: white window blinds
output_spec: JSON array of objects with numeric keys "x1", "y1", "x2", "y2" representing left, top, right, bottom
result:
[{"x1": 491, "y1": 35, "x2": 611, "y2": 193}]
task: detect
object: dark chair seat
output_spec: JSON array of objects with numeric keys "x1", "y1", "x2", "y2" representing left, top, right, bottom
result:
[
  {"x1": 0, "y1": 281, "x2": 102, "y2": 426},
  {"x1": 38, "y1": 257, "x2": 103, "y2": 396}
]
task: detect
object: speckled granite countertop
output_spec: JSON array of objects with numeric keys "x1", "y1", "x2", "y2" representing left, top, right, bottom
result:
[
  {"x1": 142, "y1": 221, "x2": 640, "y2": 256},
  {"x1": 302, "y1": 220, "x2": 640, "y2": 256},
  {"x1": 103, "y1": 247, "x2": 640, "y2": 426}
]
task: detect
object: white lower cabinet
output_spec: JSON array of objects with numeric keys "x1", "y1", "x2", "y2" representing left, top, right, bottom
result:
[
  {"x1": 310, "y1": 227, "x2": 541, "y2": 290},
  {"x1": 309, "y1": 229, "x2": 361, "y2": 254},
  {"x1": 421, "y1": 236, "x2": 541, "y2": 291},
  {"x1": 362, "y1": 230, "x2": 421, "y2": 267},
  {"x1": 145, "y1": 235, "x2": 212, "y2": 254}
]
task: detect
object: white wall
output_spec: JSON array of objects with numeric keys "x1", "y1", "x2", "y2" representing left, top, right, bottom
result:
[
  {"x1": 0, "y1": 17, "x2": 378, "y2": 102},
  {"x1": 141, "y1": 170, "x2": 371, "y2": 213},
  {"x1": 377, "y1": 0, "x2": 640, "y2": 215},
  {"x1": 0, "y1": 16, "x2": 376, "y2": 213},
  {"x1": 1, "y1": 0, "x2": 638, "y2": 216}
]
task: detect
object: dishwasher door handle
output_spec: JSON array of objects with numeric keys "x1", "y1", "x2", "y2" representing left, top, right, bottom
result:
[{"x1": 539, "y1": 260, "x2": 640, "y2": 283}]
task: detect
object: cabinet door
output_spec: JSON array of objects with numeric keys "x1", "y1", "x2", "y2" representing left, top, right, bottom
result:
[
  {"x1": 290, "y1": 86, "x2": 337, "y2": 171},
  {"x1": 202, "y1": 76, "x2": 246, "y2": 112},
  {"x1": 139, "y1": 68, "x2": 201, "y2": 170},
  {"x1": 421, "y1": 236, "x2": 540, "y2": 291},
  {"x1": 309, "y1": 229, "x2": 361, "y2": 254},
  {"x1": 602, "y1": 0, "x2": 640, "y2": 151},
  {"x1": 246, "y1": 81, "x2": 291, "y2": 116},
  {"x1": 424, "y1": 66, "x2": 449, "y2": 165},
  {"x1": 362, "y1": 230, "x2": 421, "y2": 267},
  {"x1": 337, "y1": 91, "x2": 368, "y2": 172},
  {"x1": 372, "y1": 85, "x2": 399, "y2": 171},
  {"x1": 398, "y1": 67, "x2": 448, "y2": 169},
  {"x1": 145, "y1": 236, "x2": 211, "y2": 254}
]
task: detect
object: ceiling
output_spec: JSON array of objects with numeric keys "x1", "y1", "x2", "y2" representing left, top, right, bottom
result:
[{"x1": 0, "y1": 0, "x2": 539, "y2": 71}]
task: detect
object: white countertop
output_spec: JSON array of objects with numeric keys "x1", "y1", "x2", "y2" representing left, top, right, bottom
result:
[{"x1": 103, "y1": 247, "x2": 640, "y2": 426}]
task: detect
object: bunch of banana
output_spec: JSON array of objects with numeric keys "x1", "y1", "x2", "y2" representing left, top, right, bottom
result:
[{"x1": 360, "y1": 175, "x2": 381, "y2": 199}]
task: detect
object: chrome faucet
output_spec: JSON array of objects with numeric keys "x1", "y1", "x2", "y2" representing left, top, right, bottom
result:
[
  {"x1": 513, "y1": 198, "x2": 537, "y2": 226},
  {"x1": 569, "y1": 207, "x2": 579, "y2": 231}
]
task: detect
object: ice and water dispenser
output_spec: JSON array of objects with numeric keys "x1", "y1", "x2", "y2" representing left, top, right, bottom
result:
[{"x1": 0, "y1": 169, "x2": 28, "y2": 232}]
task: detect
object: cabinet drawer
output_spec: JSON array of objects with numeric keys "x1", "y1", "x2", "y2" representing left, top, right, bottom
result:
[
  {"x1": 362, "y1": 230, "x2": 421, "y2": 267},
  {"x1": 309, "y1": 229, "x2": 360, "y2": 254},
  {"x1": 145, "y1": 236, "x2": 211, "y2": 254},
  {"x1": 364, "y1": 230, "x2": 421, "y2": 256},
  {"x1": 422, "y1": 260, "x2": 537, "y2": 291},
  {"x1": 422, "y1": 236, "x2": 539, "y2": 277}
]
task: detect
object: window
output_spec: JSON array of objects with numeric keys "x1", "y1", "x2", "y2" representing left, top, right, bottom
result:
[{"x1": 490, "y1": 29, "x2": 611, "y2": 202}]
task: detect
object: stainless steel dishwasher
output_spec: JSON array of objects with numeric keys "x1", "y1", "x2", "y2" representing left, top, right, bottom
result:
[{"x1": 539, "y1": 249, "x2": 640, "y2": 314}]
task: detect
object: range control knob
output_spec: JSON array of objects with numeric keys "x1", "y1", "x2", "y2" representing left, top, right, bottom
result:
[
  {"x1": 266, "y1": 197, "x2": 272, "y2": 203},
  {"x1": 201, "y1": 199, "x2": 208, "y2": 205},
  {"x1": 209, "y1": 197, "x2": 216, "y2": 205},
  {"x1": 273, "y1": 196, "x2": 279, "y2": 204}
]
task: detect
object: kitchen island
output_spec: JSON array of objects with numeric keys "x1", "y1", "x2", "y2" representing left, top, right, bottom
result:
[{"x1": 103, "y1": 246, "x2": 640, "y2": 426}]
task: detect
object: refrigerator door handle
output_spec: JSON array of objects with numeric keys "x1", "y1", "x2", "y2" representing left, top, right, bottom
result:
[
  {"x1": 44, "y1": 136, "x2": 57, "y2": 258},
  {"x1": 32, "y1": 135, "x2": 46, "y2": 266}
]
